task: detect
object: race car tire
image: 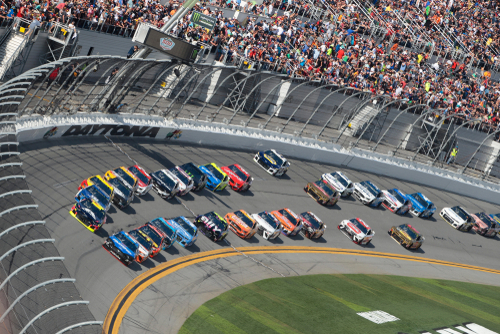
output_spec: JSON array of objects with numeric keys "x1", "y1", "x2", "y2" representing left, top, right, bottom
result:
[
  {"x1": 466, "y1": 226, "x2": 472, "y2": 232},
  {"x1": 405, "y1": 243, "x2": 411, "y2": 249},
  {"x1": 365, "y1": 240, "x2": 371, "y2": 245},
  {"x1": 427, "y1": 213, "x2": 434, "y2": 219}
]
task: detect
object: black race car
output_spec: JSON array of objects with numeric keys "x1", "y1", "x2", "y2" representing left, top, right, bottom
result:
[
  {"x1": 195, "y1": 211, "x2": 229, "y2": 242},
  {"x1": 180, "y1": 162, "x2": 207, "y2": 191},
  {"x1": 150, "y1": 169, "x2": 179, "y2": 199}
]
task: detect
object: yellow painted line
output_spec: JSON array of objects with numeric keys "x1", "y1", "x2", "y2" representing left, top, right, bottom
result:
[{"x1": 102, "y1": 246, "x2": 500, "y2": 334}]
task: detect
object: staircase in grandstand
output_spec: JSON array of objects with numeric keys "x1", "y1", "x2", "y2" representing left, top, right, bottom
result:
[
  {"x1": 346, "y1": 103, "x2": 379, "y2": 137},
  {"x1": 0, "y1": 18, "x2": 35, "y2": 81}
]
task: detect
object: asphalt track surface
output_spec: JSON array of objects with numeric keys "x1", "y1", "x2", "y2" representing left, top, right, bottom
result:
[{"x1": 19, "y1": 137, "x2": 500, "y2": 334}]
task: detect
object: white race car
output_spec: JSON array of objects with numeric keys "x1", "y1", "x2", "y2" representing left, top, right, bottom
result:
[
  {"x1": 169, "y1": 166, "x2": 194, "y2": 196},
  {"x1": 321, "y1": 171, "x2": 354, "y2": 197},
  {"x1": 381, "y1": 188, "x2": 412, "y2": 215},
  {"x1": 338, "y1": 218, "x2": 375, "y2": 245},
  {"x1": 254, "y1": 149, "x2": 290, "y2": 176},
  {"x1": 353, "y1": 181, "x2": 383, "y2": 207},
  {"x1": 251, "y1": 211, "x2": 283, "y2": 240},
  {"x1": 440, "y1": 206, "x2": 475, "y2": 231}
]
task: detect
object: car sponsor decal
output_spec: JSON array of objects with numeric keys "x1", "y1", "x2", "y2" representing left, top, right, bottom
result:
[
  {"x1": 356, "y1": 218, "x2": 370, "y2": 230},
  {"x1": 264, "y1": 154, "x2": 276, "y2": 165},
  {"x1": 201, "y1": 216, "x2": 221, "y2": 234},
  {"x1": 347, "y1": 222, "x2": 362, "y2": 235}
]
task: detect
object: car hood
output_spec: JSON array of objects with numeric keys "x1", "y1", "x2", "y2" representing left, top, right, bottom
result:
[
  {"x1": 383, "y1": 191, "x2": 402, "y2": 206},
  {"x1": 258, "y1": 151, "x2": 284, "y2": 168},
  {"x1": 253, "y1": 215, "x2": 278, "y2": 232},
  {"x1": 198, "y1": 166, "x2": 220, "y2": 185},
  {"x1": 151, "y1": 173, "x2": 175, "y2": 191},
  {"x1": 407, "y1": 195, "x2": 425, "y2": 211},
  {"x1": 354, "y1": 183, "x2": 375, "y2": 199},
  {"x1": 110, "y1": 236, "x2": 135, "y2": 258},
  {"x1": 443, "y1": 208, "x2": 466, "y2": 223},
  {"x1": 324, "y1": 174, "x2": 346, "y2": 191}
]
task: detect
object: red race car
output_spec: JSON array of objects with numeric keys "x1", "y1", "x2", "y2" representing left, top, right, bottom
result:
[
  {"x1": 221, "y1": 164, "x2": 253, "y2": 192},
  {"x1": 128, "y1": 165, "x2": 153, "y2": 196}
]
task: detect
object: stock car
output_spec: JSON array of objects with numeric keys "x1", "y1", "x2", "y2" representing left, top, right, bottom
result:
[
  {"x1": 271, "y1": 208, "x2": 302, "y2": 236},
  {"x1": 128, "y1": 230, "x2": 153, "y2": 262},
  {"x1": 102, "y1": 231, "x2": 138, "y2": 266},
  {"x1": 69, "y1": 197, "x2": 106, "y2": 232},
  {"x1": 304, "y1": 180, "x2": 340, "y2": 206},
  {"x1": 79, "y1": 175, "x2": 114, "y2": 201},
  {"x1": 353, "y1": 181, "x2": 383, "y2": 207},
  {"x1": 338, "y1": 218, "x2": 375, "y2": 245},
  {"x1": 407, "y1": 193, "x2": 436, "y2": 218},
  {"x1": 180, "y1": 162, "x2": 207, "y2": 191},
  {"x1": 381, "y1": 188, "x2": 412, "y2": 215},
  {"x1": 471, "y1": 212, "x2": 500, "y2": 237},
  {"x1": 252, "y1": 211, "x2": 283, "y2": 240},
  {"x1": 137, "y1": 224, "x2": 165, "y2": 257},
  {"x1": 254, "y1": 149, "x2": 290, "y2": 176},
  {"x1": 198, "y1": 163, "x2": 229, "y2": 191},
  {"x1": 150, "y1": 169, "x2": 180, "y2": 199},
  {"x1": 195, "y1": 211, "x2": 229, "y2": 242},
  {"x1": 147, "y1": 218, "x2": 177, "y2": 249},
  {"x1": 221, "y1": 164, "x2": 253, "y2": 192},
  {"x1": 321, "y1": 171, "x2": 354, "y2": 197},
  {"x1": 440, "y1": 206, "x2": 475, "y2": 231},
  {"x1": 167, "y1": 216, "x2": 198, "y2": 247},
  {"x1": 299, "y1": 211, "x2": 326, "y2": 239},
  {"x1": 105, "y1": 167, "x2": 138, "y2": 193},
  {"x1": 75, "y1": 184, "x2": 111, "y2": 211},
  {"x1": 225, "y1": 210, "x2": 258, "y2": 239},
  {"x1": 127, "y1": 165, "x2": 153, "y2": 196},
  {"x1": 389, "y1": 223, "x2": 424, "y2": 250},
  {"x1": 106, "y1": 177, "x2": 134, "y2": 209},
  {"x1": 170, "y1": 166, "x2": 194, "y2": 196}
]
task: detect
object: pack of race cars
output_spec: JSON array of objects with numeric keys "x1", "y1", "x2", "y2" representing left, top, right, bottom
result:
[{"x1": 71, "y1": 149, "x2": 500, "y2": 266}]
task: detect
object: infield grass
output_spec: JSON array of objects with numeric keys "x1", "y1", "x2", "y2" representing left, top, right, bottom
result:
[{"x1": 179, "y1": 274, "x2": 500, "y2": 334}]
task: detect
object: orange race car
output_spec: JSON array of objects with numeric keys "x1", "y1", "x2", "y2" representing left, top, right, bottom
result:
[
  {"x1": 271, "y1": 208, "x2": 303, "y2": 236},
  {"x1": 225, "y1": 210, "x2": 258, "y2": 239}
]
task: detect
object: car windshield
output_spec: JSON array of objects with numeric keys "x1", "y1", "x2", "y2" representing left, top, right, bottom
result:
[
  {"x1": 400, "y1": 225, "x2": 418, "y2": 239},
  {"x1": 361, "y1": 181, "x2": 379, "y2": 196},
  {"x1": 171, "y1": 168, "x2": 191, "y2": 185},
  {"x1": 205, "y1": 212, "x2": 226, "y2": 228},
  {"x1": 279, "y1": 209, "x2": 298, "y2": 224},
  {"x1": 264, "y1": 150, "x2": 284, "y2": 166},
  {"x1": 157, "y1": 171, "x2": 177, "y2": 189},
  {"x1": 204, "y1": 165, "x2": 224, "y2": 180},
  {"x1": 258, "y1": 212, "x2": 279, "y2": 229},
  {"x1": 80, "y1": 199, "x2": 105, "y2": 221},
  {"x1": 129, "y1": 230, "x2": 152, "y2": 249},
  {"x1": 452, "y1": 206, "x2": 471, "y2": 221},
  {"x1": 228, "y1": 165, "x2": 248, "y2": 181},
  {"x1": 234, "y1": 210, "x2": 255, "y2": 228},
  {"x1": 414, "y1": 194, "x2": 429, "y2": 208},
  {"x1": 129, "y1": 166, "x2": 149, "y2": 184},
  {"x1": 115, "y1": 168, "x2": 136, "y2": 187},
  {"x1": 477, "y1": 212, "x2": 494, "y2": 227},
  {"x1": 349, "y1": 219, "x2": 369, "y2": 234},
  {"x1": 388, "y1": 189, "x2": 405, "y2": 204},
  {"x1": 86, "y1": 186, "x2": 109, "y2": 204},
  {"x1": 301, "y1": 212, "x2": 322, "y2": 229},
  {"x1": 89, "y1": 177, "x2": 112, "y2": 197},
  {"x1": 316, "y1": 181, "x2": 335, "y2": 196},
  {"x1": 107, "y1": 178, "x2": 131, "y2": 198},
  {"x1": 181, "y1": 163, "x2": 203, "y2": 178},
  {"x1": 115, "y1": 233, "x2": 138, "y2": 253},
  {"x1": 174, "y1": 217, "x2": 196, "y2": 236},
  {"x1": 140, "y1": 226, "x2": 162, "y2": 246},
  {"x1": 331, "y1": 173, "x2": 348, "y2": 187},
  {"x1": 150, "y1": 219, "x2": 176, "y2": 239}
]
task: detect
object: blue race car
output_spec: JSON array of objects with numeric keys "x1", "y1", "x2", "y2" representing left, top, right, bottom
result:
[
  {"x1": 254, "y1": 149, "x2": 290, "y2": 176},
  {"x1": 75, "y1": 184, "x2": 111, "y2": 211},
  {"x1": 147, "y1": 217, "x2": 177, "y2": 249},
  {"x1": 407, "y1": 192, "x2": 436, "y2": 218},
  {"x1": 102, "y1": 231, "x2": 138, "y2": 266},
  {"x1": 198, "y1": 163, "x2": 228, "y2": 191},
  {"x1": 167, "y1": 216, "x2": 198, "y2": 247},
  {"x1": 381, "y1": 188, "x2": 412, "y2": 215}
]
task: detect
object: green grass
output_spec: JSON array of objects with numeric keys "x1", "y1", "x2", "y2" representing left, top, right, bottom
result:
[{"x1": 179, "y1": 275, "x2": 500, "y2": 334}]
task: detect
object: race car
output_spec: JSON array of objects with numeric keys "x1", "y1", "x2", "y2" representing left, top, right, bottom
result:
[
  {"x1": 271, "y1": 208, "x2": 302, "y2": 236},
  {"x1": 137, "y1": 224, "x2": 165, "y2": 257},
  {"x1": 471, "y1": 212, "x2": 500, "y2": 237},
  {"x1": 180, "y1": 162, "x2": 207, "y2": 191},
  {"x1": 251, "y1": 211, "x2": 283, "y2": 240},
  {"x1": 299, "y1": 211, "x2": 326, "y2": 239},
  {"x1": 440, "y1": 206, "x2": 475, "y2": 231},
  {"x1": 195, "y1": 211, "x2": 229, "y2": 242},
  {"x1": 352, "y1": 181, "x2": 383, "y2": 207},
  {"x1": 304, "y1": 180, "x2": 340, "y2": 206},
  {"x1": 69, "y1": 197, "x2": 106, "y2": 232},
  {"x1": 167, "y1": 216, "x2": 198, "y2": 247},
  {"x1": 102, "y1": 231, "x2": 138, "y2": 266},
  {"x1": 147, "y1": 217, "x2": 177, "y2": 249},
  {"x1": 254, "y1": 149, "x2": 290, "y2": 176},
  {"x1": 105, "y1": 167, "x2": 138, "y2": 193},
  {"x1": 150, "y1": 169, "x2": 180, "y2": 199},
  {"x1": 78, "y1": 175, "x2": 114, "y2": 201},
  {"x1": 221, "y1": 164, "x2": 253, "y2": 192},
  {"x1": 225, "y1": 210, "x2": 258, "y2": 239},
  {"x1": 338, "y1": 218, "x2": 375, "y2": 245},
  {"x1": 198, "y1": 163, "x2": 229, "y2": 192},
  {"x1": 321, "y1": 171, "x2": 354, "y2": 197},
  {"x1": 75, "y1": 184, "x2": 111, "y2": 211},
  {"x1": 389, "y1": 223, "x2": 424, "y2": 250},
  {"x1": 381, "y1": 188, "x2": 412, "y2": 215},
  {"x1": 407, "y1": 193, "x2": 436, "y2": 218},
  {"x1": 127, "y1": 229, "x2": 153, "y2": 262},
  {"x1": 127, "y1": 165, "x2": 153, "y2": 196},
  {"x1": 169, "y1": 166, "x2": 194, "y2": 196},
  {"x1": 106, "y1": 177, "x2": 134, "y2": 209}
]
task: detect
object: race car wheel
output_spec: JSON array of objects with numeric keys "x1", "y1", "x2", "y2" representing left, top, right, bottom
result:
[
  {"x1": 405, "y1": 243, "x2": 411, "y2": 249},
  {"x1": 427, "y1": 213, "x2": 434, "y2": 219},
  {"x1": 466, "y1": 226, "x2": 472, "y2": 232}
]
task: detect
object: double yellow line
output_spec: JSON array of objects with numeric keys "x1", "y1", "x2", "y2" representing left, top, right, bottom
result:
[{"x1": 102, "y1": 246, "x2": 500, "y2": 334}]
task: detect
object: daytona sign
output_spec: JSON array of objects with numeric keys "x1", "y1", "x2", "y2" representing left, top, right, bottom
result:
[{"x1": 62, "y1": 124, "x2": 160, "y2": 137}]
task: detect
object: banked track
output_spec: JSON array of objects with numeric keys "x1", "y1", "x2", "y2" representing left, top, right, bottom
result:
[{"x1": 18, "y1": 137, "x2": 500, "y2": 334}]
